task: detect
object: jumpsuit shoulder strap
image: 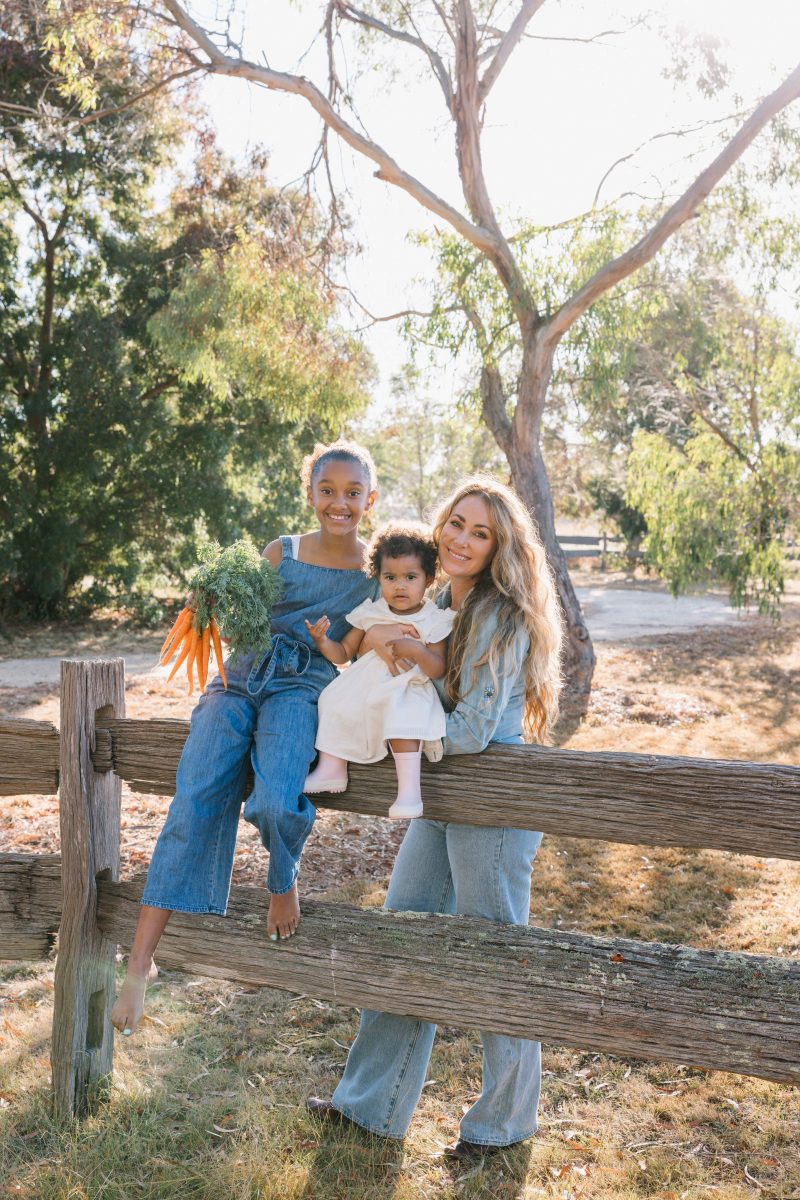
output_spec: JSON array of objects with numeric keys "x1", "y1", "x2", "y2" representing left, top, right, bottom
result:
[{"x1": 278, "y1": 535, "x2": 301, "y2": 560}]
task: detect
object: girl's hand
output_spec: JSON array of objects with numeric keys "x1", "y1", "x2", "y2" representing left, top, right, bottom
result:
[
  {"x1": 305, "y1": 615, "x2": 331, "y2": 644},
  {"x1": 361, "y1": 623, "x2": 420, "y2": 675}
]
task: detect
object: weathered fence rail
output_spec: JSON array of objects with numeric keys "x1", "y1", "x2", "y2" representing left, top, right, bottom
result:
[
  {"x1": 4, "y1": 852, "x2": 800, "y2": 1085},
  {"x1": 0, "y1": 853, "x2": 61, "y2": 959},
  {"x1": 1, "y1": 657, "x2": 799, "y2": 1116},
  {"x1": 8, "y1": 712, "x2": 800, "y2": 860}
]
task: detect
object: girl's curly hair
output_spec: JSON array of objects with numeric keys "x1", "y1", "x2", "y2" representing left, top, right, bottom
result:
[{"x1": 365, "y1": 522, "x2": 437, "y2": 579}]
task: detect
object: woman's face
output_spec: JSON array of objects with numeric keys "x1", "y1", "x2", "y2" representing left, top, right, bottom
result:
[{"x1": 438, "y1": 494, "x2": 497, "y2": 584}]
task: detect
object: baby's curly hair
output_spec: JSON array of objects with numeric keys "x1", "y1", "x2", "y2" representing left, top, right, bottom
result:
[{"x1": 365, "y1": 522, "x2": 438, "y2": 580}]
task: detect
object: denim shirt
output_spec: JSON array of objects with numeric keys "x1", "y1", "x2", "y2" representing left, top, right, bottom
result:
[{"x1": 432, "y1": 588, "x2": 529, "y2": 755}]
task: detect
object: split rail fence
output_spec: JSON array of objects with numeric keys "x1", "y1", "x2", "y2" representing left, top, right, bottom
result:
[
  {"x1": 556, "y1": 533, "x2": 637, "y2": 564},
  {"x1": 1, "y1": 658, "x2": 800, "y2": 1118}
]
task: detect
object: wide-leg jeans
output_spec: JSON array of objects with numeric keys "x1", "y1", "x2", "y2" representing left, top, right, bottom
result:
[
  {"x1": 332, "y1": 816, "x2": 543, "y2": 1145},
  {"x1": 141, "y1": 636, "x2": 335, "y2": 912}
]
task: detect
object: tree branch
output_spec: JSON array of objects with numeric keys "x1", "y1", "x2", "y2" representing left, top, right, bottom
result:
[
  {"x1": 136, "y1": 376, "x2": 181, "y2": 405},
  {"x1": 544, "y1": 60, "x2": 800, "y2": 350},
  {"x1": 161, "y1": 0, "x2": 502, "y2": 261},
  {"x1": 335, "y1": 1, "x2": 453, "y2": 112},
  {"x1": 524, "y1": 16, "x2": 649, "y2": 46},
  {"x1": 592, "y1": 111, "x2": 746, "y2": 207},
  {"x1": 460, "y1": 299, "x2": 513, "y2": 451},
  {"x1": 453, "y1": 0, "x2": 537, "y2": 328},
  {"x1": 650, "y1": 364, "x2": 757, "y2": 472},
  {"x1": 1, "y1": 167, "x2": 48, "y2": 236},
  {"x1": 478, "y1": 0, "x2": 546, "y2": 103}
]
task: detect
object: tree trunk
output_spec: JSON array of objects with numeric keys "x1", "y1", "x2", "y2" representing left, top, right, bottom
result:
[{"x1": 508, "y1": 340, "x2": 596, "y2": 696}]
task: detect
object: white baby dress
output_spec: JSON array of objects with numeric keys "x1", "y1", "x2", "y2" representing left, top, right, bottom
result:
[{"x1": 314, "y1": 596, "x2": 456, "y2": 764}]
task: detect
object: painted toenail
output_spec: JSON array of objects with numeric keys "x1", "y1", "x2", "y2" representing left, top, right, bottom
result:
[
  {"x1": 270, "y1": 932, "x2": 278, "y2": 941},
  {"x1": 122, "y1": 1028, "x2": 131, "y2": 1036}
]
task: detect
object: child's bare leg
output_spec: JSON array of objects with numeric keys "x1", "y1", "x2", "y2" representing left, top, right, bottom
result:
[
  {"x1": 111, "y1": 905, "x2": 171, "y2": 1035},
  {"x1": 388, "y1": 740, "x2": 423, "y2": 820},
  {"x1": 268, "y1": 884, "x2": 300, "y2": 941}
]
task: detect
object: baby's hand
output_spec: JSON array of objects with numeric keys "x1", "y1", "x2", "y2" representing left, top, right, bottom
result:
[{"x1": 304, "y1": 616, "x2": 331, "y2": 643}]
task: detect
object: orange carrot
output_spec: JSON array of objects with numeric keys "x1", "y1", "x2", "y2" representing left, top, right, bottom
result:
[
  {"x1": 210, "y1": 618, "x2": 227, "y2": 690},
  {"x1": 185, "y1": 627, "x2": 199, "y2": 695},
  {"x1": 199, "y1": 625, "x2": 211, "y2": 691},
  {"x1": 160, "y1": 606, "x2": 193, "y2": 664},
  {"x1": 166, "y1": 627, "x2": 193, "y2": 682}
]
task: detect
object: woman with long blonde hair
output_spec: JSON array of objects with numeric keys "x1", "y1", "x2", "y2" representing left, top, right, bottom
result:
[{"x1": 307, "y1": 474, "x2": 563, "y2": 1160}]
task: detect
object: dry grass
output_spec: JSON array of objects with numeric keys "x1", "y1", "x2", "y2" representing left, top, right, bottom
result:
[{"x1": 2, "y1": 599, "x2": 800, "y2": 1198}]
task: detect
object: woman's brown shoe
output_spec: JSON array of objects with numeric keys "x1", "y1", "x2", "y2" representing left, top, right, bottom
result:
[
  {"x1": 444, "y1": 1138, "x2": 508, "y2": 1161},
  {"x1": 305, "y1": 1097, "x2": 351, "y2": 1126}
]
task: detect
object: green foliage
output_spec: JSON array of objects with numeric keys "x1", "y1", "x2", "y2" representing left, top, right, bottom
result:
[
  {"x1": 621, "y1": 205, "x2": 800, "y2": 611},
  {"x1": 627, "y1": 426, "x2": 795, "y2": 613},
  {"x1": 0, "y1": 5, "x2": 370, "y2": 619},
  {"x1": 189, "y1": 540, "x2": 284, "y2": 659},
  {"x1": 149, "y1": 232, "x2": 369, "y2": 420},
  {"x1": 407, "y1": 204, "x2": 669, "y2": 440},
  {"x1": 585, "y1": 477, "x2": 647, "y2": 550}
]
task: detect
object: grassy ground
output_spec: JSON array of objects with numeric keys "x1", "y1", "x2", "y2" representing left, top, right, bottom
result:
[{"x1": 2, "y1": 590, "x2": 800, "y2": 1199}]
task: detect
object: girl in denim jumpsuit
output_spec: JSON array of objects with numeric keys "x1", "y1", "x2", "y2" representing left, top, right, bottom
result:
[
  {"x1": 111, "y1": 443, "x2": 378, "y2": 1036},
  {"x1": 310, "y1": 475, "x2": 563, "y2": 1159}
]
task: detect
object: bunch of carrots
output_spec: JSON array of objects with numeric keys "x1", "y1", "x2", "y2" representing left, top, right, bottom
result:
[
  {"x1": 159, "y1": 607, "x2": 227, "y2": 694},
  {"x1": 155, "y1": 540, "x2": 282, "y2": 696}
]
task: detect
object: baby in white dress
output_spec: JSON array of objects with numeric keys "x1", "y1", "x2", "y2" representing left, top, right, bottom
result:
[{"x1": 303, "y1": 523, "x2": 455, "y2": 818}]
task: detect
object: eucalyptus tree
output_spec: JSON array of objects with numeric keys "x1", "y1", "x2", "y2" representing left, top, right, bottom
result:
[
  {"x1": 154, "y1": 0, "x2": 800, "y2": 692},
  {"x1": 38, "y1": 1, "x2": 800, "y2": 687}
]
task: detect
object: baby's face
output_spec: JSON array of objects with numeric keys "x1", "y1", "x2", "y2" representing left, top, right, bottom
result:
[{"x1": 378, "y1": 554, "x2": 430, "y2": 613}]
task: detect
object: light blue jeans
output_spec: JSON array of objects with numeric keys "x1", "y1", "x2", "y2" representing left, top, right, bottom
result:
[
  {"x1": 141, "y1": 635, "x2": 336, "y2": 911},
  {"x1": 332, "y1": 813, "x2": 543, "y2": 1145}
]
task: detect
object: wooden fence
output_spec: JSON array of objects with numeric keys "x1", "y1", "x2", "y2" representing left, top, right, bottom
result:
[
  {"x1": 1, "y1": 658, "x2": 800, "y2": 1118},
  {"x1": 557, "y1": 533, "x2": 636, "y2": 564}
]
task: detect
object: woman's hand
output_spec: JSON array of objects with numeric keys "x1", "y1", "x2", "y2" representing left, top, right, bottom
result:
[
  {"x1": 386, "y1": 637, "x2": 422, "y2": 669},
  {"x1": 361, "y1": 623, "x2": 420, "y2": 675}
]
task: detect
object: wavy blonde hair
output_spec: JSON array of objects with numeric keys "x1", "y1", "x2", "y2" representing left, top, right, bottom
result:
[{"x1": 431, "y1": 475, "x2": 563, "y2": 743}]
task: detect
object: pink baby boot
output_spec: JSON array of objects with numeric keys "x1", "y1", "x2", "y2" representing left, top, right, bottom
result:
[
  {"x1": 304, "y1": 752, "x2": 349, "y2": 795},
  {"x1": 388, "y1": 749, "x2": 423, "y2": 819}
]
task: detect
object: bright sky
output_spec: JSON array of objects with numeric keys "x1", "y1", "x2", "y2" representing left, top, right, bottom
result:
[{"x1": 192, "y1": 0, "x2": 800, "y2": 409}]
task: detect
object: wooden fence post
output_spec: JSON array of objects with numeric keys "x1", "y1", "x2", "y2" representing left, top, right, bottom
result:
[{"x1": 52, "y1": 659, "x2": 125, "y2": 1118}]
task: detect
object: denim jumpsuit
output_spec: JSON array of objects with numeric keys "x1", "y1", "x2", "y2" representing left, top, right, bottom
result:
[
  {"x1": 332, "y1": 591, "x2": 544, "y2": 1147},
  {"x1": 141, "y1": 536, "x2": 377, "y2": 912}
]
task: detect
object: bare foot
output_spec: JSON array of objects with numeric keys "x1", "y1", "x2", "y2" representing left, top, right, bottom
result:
[
  {"x1": 268, "y1": 884, "x2": 300, "y2": 941},
  {"x1": 111, "y1": 961, "x2": 159, "y2": 1036}
]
